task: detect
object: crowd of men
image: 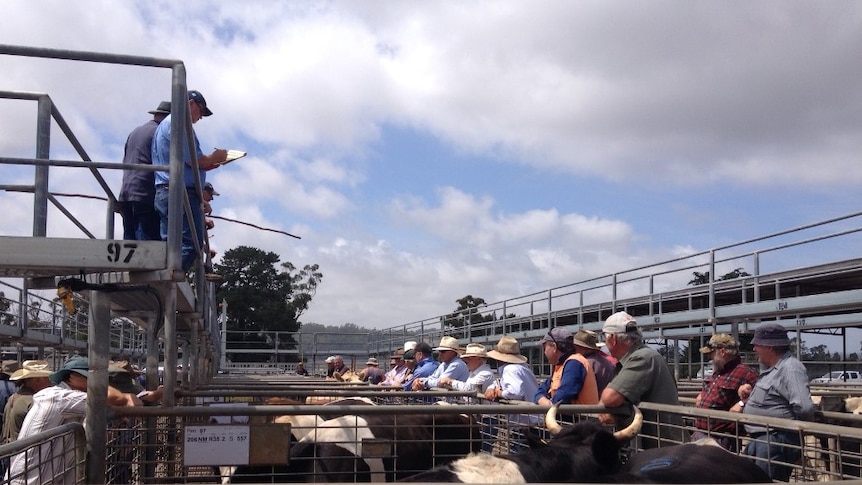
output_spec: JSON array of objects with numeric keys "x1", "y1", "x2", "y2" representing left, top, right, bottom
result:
[{"x1": 300, "y1": 314, "x2": 816, "y2": 481}]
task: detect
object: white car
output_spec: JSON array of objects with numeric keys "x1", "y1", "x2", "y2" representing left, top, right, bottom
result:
[{"x1": 811, "y1": 371, "x2": 862, "y2": 384}]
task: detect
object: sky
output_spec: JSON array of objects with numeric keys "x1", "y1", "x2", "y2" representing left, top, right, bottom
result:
[{"x1": 1, "y1": 2, "x2": 861, "y2": 338}]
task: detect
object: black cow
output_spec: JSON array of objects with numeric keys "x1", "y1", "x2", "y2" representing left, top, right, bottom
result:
[
  {"x1": 400, "y1": 406, "x2": 771, "y2": 483},
  {"x1": 229, "y1": 412, "x2": 480, "y2": 483}
]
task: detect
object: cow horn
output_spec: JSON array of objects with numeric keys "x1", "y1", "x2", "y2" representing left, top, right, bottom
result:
[
  {"x1": 545, "y1": 403, "x2": 564, "y2": 435},
  {"x1": 612, "y1": 406, "x2": 643, "y2": 441}
]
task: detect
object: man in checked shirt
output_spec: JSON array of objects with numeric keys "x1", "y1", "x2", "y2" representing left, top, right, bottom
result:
[{"x1": 692, "y1": 333, "x2": 758, "y2": 451}]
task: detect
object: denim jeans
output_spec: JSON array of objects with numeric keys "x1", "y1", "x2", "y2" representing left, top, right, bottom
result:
[
  {"x1": 155, "y1": 187, "x2": 203, "y2": 272},
  {"x1": 743, "y1": 431, "x2": 801, "y2": 481}
]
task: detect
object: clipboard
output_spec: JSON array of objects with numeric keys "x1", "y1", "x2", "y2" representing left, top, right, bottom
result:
[{"x1": 209, "y1": 149, "x2": 247, "y2": 169}]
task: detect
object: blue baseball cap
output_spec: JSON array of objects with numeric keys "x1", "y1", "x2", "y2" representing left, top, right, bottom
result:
[{"x1": 188, "y1": 90, "x2": 213, "y2": 117}]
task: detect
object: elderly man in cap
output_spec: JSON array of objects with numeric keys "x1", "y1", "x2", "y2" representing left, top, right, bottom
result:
[
  {"x1": 118, "y1": 100, "x2": 170, "y2": 241},
  {"x1": 1, "y1": 361, "x2": 53, "y2": 443},
  {"x1": 7, "y1": 356, "x2": 141, "y2": 485},
  {"x1": 737, "y1": 324, "x2": 816, "y2": 481},
  {"x1": 573, "y1": 329, "x2": 616, "y2": 394},
  {"x1": 534, "y1": 327, "x2": 598, "y2": 405},
  {"x1": 324, "y1": 356, "x2": 336, "y2": 378},
  {"x1": 152, "y1": 89, "x2": 228, "y2": 272},
  {"x1": 438, "y1": 343, "x2": 495, "y2": 394},
  {"x1": 403, "y1": 342, "x2": 439, "y2": 391},
  {"x1": 599, "y1": 311, "x2": 683, "y2": 449},
  {"x1": 413, "y1": 336, "x2": 468, "y2": 391},
  {"x1": 692, "y1": 333, "x2": 758, "y2": 451}
]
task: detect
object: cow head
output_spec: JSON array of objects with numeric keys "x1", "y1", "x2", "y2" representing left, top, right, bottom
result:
[{"x1": 544, "y1": 403, "x2": 643, "y2": 441}]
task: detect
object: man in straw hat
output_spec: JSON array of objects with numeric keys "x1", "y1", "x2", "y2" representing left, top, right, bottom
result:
[
  {"x1": 413, "y1": 336, "x2": 469, "y2": 391},
  {"x1": 380, "y1": 348, "x2": 409, "y2": 387},
  {"x1": 8, "y1": 356, "x2": 142, "y2": 485},
  {"x1": 692, "y1": 333, "x2": 758, "y2": 451},
  {"x1": 1, "y1": 361, "x2": 53, "y2": 443},
  {"x1": 572, "y1": 329, "x2": 616, "y2": 394},
  {"x1": 362, "y1": 357, "x2": 386, "y2": 385},
  {"x1": 599, "y1": 311, "x2": 683, "y2": 449},
  {"x1": 738, "y1": 324, "x2": 816, "y2": 481},
  {"x1": 485, "y1": 336, "x2": 539, "y2": 404},
  {"x1": 439, "y1": 343, "x2": 494, "y2": 393},
  {"x1": 535, "y1": 327, "x2": 599, "y2": 406}
]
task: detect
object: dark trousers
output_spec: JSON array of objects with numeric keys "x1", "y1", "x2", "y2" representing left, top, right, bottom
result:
[{"x1": 120, "y1": 201, "x2": 161, "y2": 241}]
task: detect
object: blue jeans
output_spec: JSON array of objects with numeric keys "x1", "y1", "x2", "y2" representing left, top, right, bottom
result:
[
  {"x1": 120, "y1": 200, "x2": 160, "y2": 241},
  {"x1": 155, "y1": 187, "x2": 203, "y2": 272},
  {"x1": 743, "y1": 431, "x2": 801, "y2": 481}
]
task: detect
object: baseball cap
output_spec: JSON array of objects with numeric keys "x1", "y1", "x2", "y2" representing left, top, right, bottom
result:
[
  {"x1": 602, "y1": 311, "x2": 638, "y2": 334},
  {"x1": 204, "y1": 182, "x2": 219, "y2": 196},
  {"x1": 539, "y1": 327, "x2": 573, "y2": 345},
  {"x1": 188, "y1": 90, "x2": 213, "y2": 117},
  {"x1": 699, "y1": 333, "x2": 738, "y2": 353}
]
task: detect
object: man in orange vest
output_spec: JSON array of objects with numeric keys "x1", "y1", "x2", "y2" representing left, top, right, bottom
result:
[{"x1": 534, "y1": 327, "x2": 599, "y2": 405}]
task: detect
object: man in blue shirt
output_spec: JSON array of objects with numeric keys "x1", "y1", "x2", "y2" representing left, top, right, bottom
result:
[
  {"x1": 414, "y1": 336, "x2": 469, "y2": 390},
  {"x1": 151, "y1": 90, "x2": 227, "y2": 272},
  {"x1": 403, "y1": 342, "x2": 438, "y2": 391}
]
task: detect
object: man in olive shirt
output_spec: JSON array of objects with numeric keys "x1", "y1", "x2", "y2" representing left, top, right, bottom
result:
[
  {"x1": 1, "y1": 361, "x2": 53, "y2": 443},
  {"x1": 599, "y1": 311, "x2": 683, "y2": 449}
]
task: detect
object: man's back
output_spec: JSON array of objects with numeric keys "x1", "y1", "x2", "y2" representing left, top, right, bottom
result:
[{"x1": 119, "y1": 120, "x2": 159, "y2": 203}]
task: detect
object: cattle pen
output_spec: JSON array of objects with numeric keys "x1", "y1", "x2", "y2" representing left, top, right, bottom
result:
[{"x1": 2, "y1": 375, "x2": 862, "y2": 483}]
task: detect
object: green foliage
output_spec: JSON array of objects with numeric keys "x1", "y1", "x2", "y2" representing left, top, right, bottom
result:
[
  {"x1": 443, "y1": 295, "x2": 494, "y2": 337},
  {"x1": 215, "y1": 246, "x2": 323, "y2": 361}
]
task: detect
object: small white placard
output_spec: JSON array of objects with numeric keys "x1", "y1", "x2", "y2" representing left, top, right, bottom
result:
[{"x1": 183, "y1": 425, "x2": 250, "y2": 466}]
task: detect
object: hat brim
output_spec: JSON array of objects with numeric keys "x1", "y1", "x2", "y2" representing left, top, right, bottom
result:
[
  {"x1": 10, "y1": 370, "x2": 53, "y2": 381},
  {"x1": 201, "y1": 107, "x2": 213, "y2": 117},
  {"x1": 751, "y1": 338, "x2": 790, "y2": 347},
  {"x1": 699, "y1": 346, "x2": 713, "y2": 354},
  {"x1": 486, "y1": 350, "x2": 527, "y2": 364},
  {"x1": 148, "y1": 109, "x2": 171, "y2": 115},
  {"x1": 572, "y1": 339, "x2": 602, "y2": 352},
  {"x1": 433, "y1": 346, "x2": 459, "y2": 351},
  {"x1": 49, "y1": 368, "x2": 89, "y2": 385}
]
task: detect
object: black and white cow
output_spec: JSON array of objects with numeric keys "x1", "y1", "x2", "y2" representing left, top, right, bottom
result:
[
  {"x1": 400, "y1": 405, "x2": 771, "y2": 483},
  {"x1": 228, "y1": 412, "x2": 480, "y2": 483}
]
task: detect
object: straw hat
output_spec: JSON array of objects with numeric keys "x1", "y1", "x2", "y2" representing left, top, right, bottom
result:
[
  {"x1": 433, "y1": 336, "x2": 460, "y2": 352},
  {"x1": 486, "y1": 336, "x2": 528, "y2": 364},
  {"x1": 9, "y1": 360, "x2": 53, "y2": 381},
  {"x1": 404, "y1": 341, "x2": 418, "y2": 351},
  {"x1": 461, "y1": 343, "x2": 487, "y2": 358},
  {"x1": 572, "y1": 329, "x2": 603, "y2": 352},
  {"x1": 1, "y1": 360, "x2": 19, "y2": 376},
  {"x1": 366, "y1": 357, "x2": 379, "y2": 366}
]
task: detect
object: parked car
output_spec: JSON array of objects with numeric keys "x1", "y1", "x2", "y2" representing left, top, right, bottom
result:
[{"x1": 811, "y1": 371, "x2": 862, "y2": 384}]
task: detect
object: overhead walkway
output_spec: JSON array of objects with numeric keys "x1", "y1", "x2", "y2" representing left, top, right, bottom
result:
[
  {"x1": 0, "y1": 44, "x2": 221, "y2": 409},
  {"x1": 373, "y1": 211, "x2": 862, "y2": 372}
]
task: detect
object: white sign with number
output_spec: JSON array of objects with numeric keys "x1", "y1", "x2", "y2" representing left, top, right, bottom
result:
[{"x1": 183, "y1": 425, "x2": 250, "y2": 466}]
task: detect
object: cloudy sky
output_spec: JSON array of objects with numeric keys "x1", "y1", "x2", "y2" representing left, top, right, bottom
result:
[{"x1": 2, "y1": 1, "x2": 861, "y2": 333}]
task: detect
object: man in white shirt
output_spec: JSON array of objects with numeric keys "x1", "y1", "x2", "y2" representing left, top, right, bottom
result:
[
  {"x1": 7, "y1": 357, "x2": 140, "y2": 485},
  {"x1": 439, "y1": 344, "x2": 495, "y2": 394}
]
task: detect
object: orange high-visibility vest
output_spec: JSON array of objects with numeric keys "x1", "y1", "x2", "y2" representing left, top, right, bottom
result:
[{"x1": 549, "y1": 353, "x2": 599, "y2": 404}]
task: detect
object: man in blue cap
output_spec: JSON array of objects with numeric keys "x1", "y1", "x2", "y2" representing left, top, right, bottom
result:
[
  {"x1": 152, "y1": 89, "x2": 228, "y2": 272},
  {"x1": 7, "y1": 356, "x2": 141, "y2": 484}
]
